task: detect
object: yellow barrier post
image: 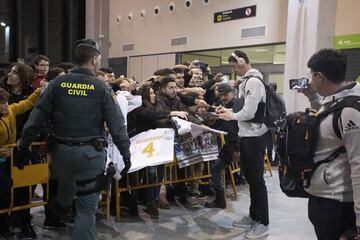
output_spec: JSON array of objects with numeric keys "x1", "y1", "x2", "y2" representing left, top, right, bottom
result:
[{"x1": 0, "y1": 142, "x2": 48, "y2": 214}]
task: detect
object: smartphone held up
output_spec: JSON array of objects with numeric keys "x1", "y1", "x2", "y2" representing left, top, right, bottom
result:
[{"x1": 289, "y1": 78, "x2": 309, "y2": 90}]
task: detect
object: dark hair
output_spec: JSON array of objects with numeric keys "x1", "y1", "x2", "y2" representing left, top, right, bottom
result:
[
  {"x1": 159, "y1": 77, "x2": 176, "y2": 89},
  {"x1": 96, "y1": 71, "x2": 106, "y2": 77},
  {"x1": 153, "y1": 68, "x2": 175, "y2": 77},
  {"x1": 0, "y1": 87, "x2": 9, "y2": 103},
  {"x1": 6, "y1": 63, "x2": 33, "y2": 95},
  {"x1": 47, "y1": 67, "x2": 65, "y2": 81},
  {"x1": 99, "y1": 67, "x2": 114, "y2": 74},
  {"x1": 137, "y1": 85, "x2": 154, "y2": 108},
  {"x1": 173, "y1": 66, "x2": 186, "y2": 74},
  {"x1": 33, "y1": 55, "x2": 50, "y2": 65},
  {"x1": 73, "y1": 46, "x2": 100, "y2": 66},
  {"x1": 228, "y1": 50, "x2": 250, "y2": 64},
  {"x1": 56, "y1": 62, "x2": 75, "y2": 73},
  {"x1": 269, "y1": 82, "x2": 277, "y2": 92},
  {"x1": 307, "y1": 48, "x2": 347, "y2": 83}
]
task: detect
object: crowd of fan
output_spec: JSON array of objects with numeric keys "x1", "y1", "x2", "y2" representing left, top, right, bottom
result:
[{"x1": 0, "y1": 55, "x2": 270, "y2": 239}]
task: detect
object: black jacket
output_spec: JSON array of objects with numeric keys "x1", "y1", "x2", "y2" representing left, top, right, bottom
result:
[{"x1": 133, "y1": 104, "x2": 168, "y2": 135}]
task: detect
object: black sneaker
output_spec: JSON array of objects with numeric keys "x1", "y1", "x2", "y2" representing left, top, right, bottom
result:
[
  {"x1": 20, "y1": 224, "x2": 37, "y2": 239},
  {"x1": 165, "y1": 192, "x2": 176, "y2": 203},
  {"x1": 43, "y1": 218, "x2": 66, "y2": 230}
]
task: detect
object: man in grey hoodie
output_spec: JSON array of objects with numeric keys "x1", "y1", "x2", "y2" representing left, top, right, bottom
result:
[
  {"x1": 301, "y1": 48, "x2": 360, "y2": 240},
  {"x1": 217, "y1": 50, "x2": 270, "y2": 239}
]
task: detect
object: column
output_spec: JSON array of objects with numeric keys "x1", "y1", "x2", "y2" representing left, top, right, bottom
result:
[{"x1": 283, "y1": 0, "x2": 337, "y2": 113}]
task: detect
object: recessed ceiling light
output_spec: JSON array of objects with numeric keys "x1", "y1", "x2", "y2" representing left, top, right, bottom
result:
[
  {"x1": 169, "y1": 2, "x2": 175, "y2": 13},
  {"x1": 140, "y1": 9, "x2": 146, "y2": 19},
  {"x1": 127, "y1": 12, "x2": 134, "y2": 22},
  {"x1": 184, "y1": 0, "x2": 192, "y2": 9},
  {"x1": 202, "y1": 0, "x2": 211, "y2": 5},
  {"x1": 116, "y1": 15, "x2": 122, "y2": 24},
  {"x1": 154, "y1": 6, "x2": 160, "y2": 16}
]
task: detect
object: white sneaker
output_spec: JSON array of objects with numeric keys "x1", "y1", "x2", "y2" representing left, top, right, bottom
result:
[
  {"x1": 244, "y1": 223, "x2": 269, "y2": 239},
  {"x1": 232, "y1": 215, "x2": 255, "y2": 229}
]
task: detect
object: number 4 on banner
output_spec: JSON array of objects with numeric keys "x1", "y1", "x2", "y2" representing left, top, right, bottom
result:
[{"x1": 142, "y1": 142, "x2": 155, "y2": 157}]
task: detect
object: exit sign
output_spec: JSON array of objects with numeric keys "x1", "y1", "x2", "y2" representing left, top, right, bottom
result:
[{"x1": 214, "y1": 5, "x2": 256, "y2": 23}]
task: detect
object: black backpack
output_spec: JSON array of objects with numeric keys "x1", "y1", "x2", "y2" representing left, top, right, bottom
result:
[
  {"x1": 235, "y1": 75, "x2": 286, "y2": 128},
  {"x1": 276, "y1": 95, "x2": 360, "y2": 198}
]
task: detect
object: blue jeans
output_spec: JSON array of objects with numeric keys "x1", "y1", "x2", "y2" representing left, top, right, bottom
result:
[{"x1": 145, "y1": 165, "x2": 164, "y2": 204}]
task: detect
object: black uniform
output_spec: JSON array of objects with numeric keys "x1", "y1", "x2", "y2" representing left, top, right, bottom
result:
[{"x1": 20, "y1": 67, "x2": 130, "y2": 240}]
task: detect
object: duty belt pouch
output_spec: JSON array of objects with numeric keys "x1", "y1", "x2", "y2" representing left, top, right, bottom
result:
[{"x1": 92, "y1": 138, "x2": 108, "y2": 151}]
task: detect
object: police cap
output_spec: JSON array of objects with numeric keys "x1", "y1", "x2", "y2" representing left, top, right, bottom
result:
[{"x1": 74, "y1": 38, "x2": 101, "y2": 54}]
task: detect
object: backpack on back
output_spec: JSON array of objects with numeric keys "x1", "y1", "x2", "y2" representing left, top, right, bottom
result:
[
  {"x1": 276, "y1": 95, "x2": 360, "y2": 198},
  {"x1": 240, "y1": 75, "x2": 286, "y2": 128},
  {"x1": 263, "y1": 83, "x2": 286, "y2": 128}
]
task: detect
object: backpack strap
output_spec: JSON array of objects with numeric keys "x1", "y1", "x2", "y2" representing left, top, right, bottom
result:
[
  {"x1": 323, "y1": 96, "x2": 360, "y2": 139},
  {"x1": 310, "y1": 96, "x2": 360, "y2": 169}
]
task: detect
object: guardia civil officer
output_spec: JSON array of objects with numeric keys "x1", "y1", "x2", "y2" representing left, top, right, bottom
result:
[{"x1": 16, "y1": 39, "x2": 131, "y2": 240}]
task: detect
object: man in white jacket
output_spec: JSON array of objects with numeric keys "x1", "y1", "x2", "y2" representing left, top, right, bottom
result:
[
  {"x1": 301, "y1": 48, "x2": 360, "y2": 240},
  {"x1": 217, "y1": 50, "x2": 270, "y2": 239}
]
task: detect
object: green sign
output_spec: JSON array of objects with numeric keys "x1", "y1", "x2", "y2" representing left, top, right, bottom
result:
[
  {"x1": 334, "y1": 34, "x2": 360, "y2": 49},
  {"x1": 356, "y1": 76, "x2": 360, "y2": 83}
]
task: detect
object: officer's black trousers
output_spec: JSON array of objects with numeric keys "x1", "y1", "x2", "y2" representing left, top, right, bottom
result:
[
  {"x1": 308, "y1": 195, "x2": 356, "y2": 240},
  {"x1": 239, "y1": 132, "x2": 269, "y2": 226}
]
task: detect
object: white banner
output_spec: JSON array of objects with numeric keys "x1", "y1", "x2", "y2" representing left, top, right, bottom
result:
[
  {"x1": 171, "y1": 117, "x2": 228, "y2": 137},
  {"x1": 107, "y1": 128, "x2": 175, "y2": 179}
]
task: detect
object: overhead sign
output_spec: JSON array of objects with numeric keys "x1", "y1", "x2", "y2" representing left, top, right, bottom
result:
[
  {"x1": 334, "y1": 34, "x2": 360, "y2": 49},
  {"x1": 214, "y1": 5, "x2": 256, "y2": 23}
]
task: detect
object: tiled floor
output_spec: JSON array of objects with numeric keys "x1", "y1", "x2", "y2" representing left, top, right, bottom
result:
[{"x1": 28, "y1": 168, "x2": 316, "y2": 240}]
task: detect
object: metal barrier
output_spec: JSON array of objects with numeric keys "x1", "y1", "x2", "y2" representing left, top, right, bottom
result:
[
  {"x1": 0, "y1": 139, "x2": 242, "y2": 222},
  {"x1": 0, "y1": 142, "x2": 48, "y2": 214},
  {"x1": 111, "y1": 163, "x2": 242, "y2": 221}
]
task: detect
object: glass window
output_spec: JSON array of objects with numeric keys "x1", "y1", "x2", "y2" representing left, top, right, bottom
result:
[
  {"x1": 48, "y1": 21, "x2": 63, "y2": 64},
  {"x1": 21, "y1": 0, "x2": 40, "y2": 17},
  {"x1": 48, "y1": 0, "x2": 63, "y2": 21},
  {"x1": 0, "y1": 0, "x2": 12, "y2": 14},
  {"x1": 73, "y1": 0, "x2": 85, "y2": 24},
  {"x1": 0, "y1": 14, "x2": 12, "y2": 63},
  {"x1": 22, "y1": 17, "x2": 41, "y2": 63}
]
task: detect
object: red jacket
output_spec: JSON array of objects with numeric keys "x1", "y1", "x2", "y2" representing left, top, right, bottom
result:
[{"x1": 31, "y1": 74, "x2": 47, "y2": 90}]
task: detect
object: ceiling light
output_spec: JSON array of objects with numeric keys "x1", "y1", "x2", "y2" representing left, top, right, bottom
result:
[
  {"x1": 140, "y1": 9, "x2": 146, "y2": 19},
  {"x1": 154, "y1": 6, "x2": 160, "y2": 16},
  {"x1": 0, "y1": 22, "x2": 6, "y2": 27},
  {"x1": 127, "y1": 12, "x2": 133, "y2": 22},
  {"x1": 184, "y1": 0, "x2": 192, "y2": 9},
  {"x1": 202, "y1": 0, "x2": 211, "y2": 5},
  {"x1": 169, "y1": 2, "x2": 175, "y2": 13},
  {"x1": 116, "y1": 15, "x2": 122, "y2": 24}
]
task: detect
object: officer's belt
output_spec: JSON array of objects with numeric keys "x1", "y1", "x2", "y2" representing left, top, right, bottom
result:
[
  {"x1": 53, "y1": 135, "x2": 103, "y2": 146},
  {"x1": 56, "y1": 139, "x2": 94, "y2": 146}
]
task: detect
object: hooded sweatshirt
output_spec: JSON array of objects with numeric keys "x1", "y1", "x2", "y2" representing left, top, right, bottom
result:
[
  {"x1": 230, "y1": 69, "x2": 268, "y2": 137},
  {"x1": 306, "y1": 83, "x2": 360, "y2": 226}
]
